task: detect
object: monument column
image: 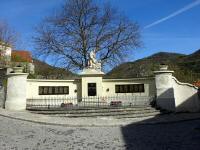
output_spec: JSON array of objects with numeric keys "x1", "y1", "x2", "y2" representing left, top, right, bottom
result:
[
  {"x1": 5, "y1": 72, "x2": 28, "y2": 110},
  {"x1": 80, "y1": 68, "x2": 104, "y2": 97},
  {"x1": 79, "y1": 50, "x2": 104, "y2": 98},
  {"x1": 154, "y1": 65, "x2": 176, "y2": 111}
]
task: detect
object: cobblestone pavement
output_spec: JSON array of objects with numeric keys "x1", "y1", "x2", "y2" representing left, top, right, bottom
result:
[{"x1": 0, "y1": 115, "x2": 200, "y2": 150}]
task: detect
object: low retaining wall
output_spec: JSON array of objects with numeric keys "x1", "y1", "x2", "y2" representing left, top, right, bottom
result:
[
  {"x1": 172, "y1": 77, "x2": 200, "y2": 112},
  {"x1": 154, "y1": 67, "x2": 200, "y2": 112}
]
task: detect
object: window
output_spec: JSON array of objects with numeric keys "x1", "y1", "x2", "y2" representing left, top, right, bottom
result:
[
  {"x1": 88, "y1": 83, "x2": 96, "y2": 96},
  {"x1": 39, "y1": 86, "x2": 69, "y2": 95},
  {"x1": 115, "y1": 84, "x2": 145, "y2": 93}
]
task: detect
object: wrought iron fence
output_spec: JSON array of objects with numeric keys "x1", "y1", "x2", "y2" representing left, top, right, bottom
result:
[{"x1": 26, "y1": 95, "x2": 155, "y2": 110}]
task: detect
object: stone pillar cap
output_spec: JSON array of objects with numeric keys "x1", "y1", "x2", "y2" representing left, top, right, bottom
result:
[
  {"x1": 79, "y1": 68, "x2": 104, "y2": 76},
  {"x1": 7, "y1": 73, "x2": 29, "y2": 77},
  {"x1": 154, "y1": 64, "x2": 174, "y2": 74}
]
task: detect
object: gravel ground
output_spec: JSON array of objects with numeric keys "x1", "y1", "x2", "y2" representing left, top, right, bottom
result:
[{"x1": 0, "y1": 115, "x2": 200, "y2": 150}]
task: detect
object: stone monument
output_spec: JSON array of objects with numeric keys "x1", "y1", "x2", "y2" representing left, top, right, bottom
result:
[
  {"x1": 80, "y1": 50, "x2": 104, "y2": 75},
  {"x1": 79, "y1": 50, "x2": 104, "y2": 97},
  {"x1": 88, "y1": 50, "x2": 101, "y2": 71}
]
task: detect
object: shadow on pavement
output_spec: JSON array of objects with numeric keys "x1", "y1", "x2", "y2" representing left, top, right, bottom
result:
[{"x1": 121, "y1": 113, "x2": 200, "y2": 150}]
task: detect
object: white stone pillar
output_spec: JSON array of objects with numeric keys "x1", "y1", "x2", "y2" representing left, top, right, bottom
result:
[
  {"x1": 154, "y1": 65, "x2": 175, "y2": 111},
  {"x1": 5, "y1": 73, "x2": 28, "y2": 110}
]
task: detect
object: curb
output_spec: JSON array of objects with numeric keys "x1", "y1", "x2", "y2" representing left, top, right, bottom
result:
[{"x1": 0, "y1": 111, "x2": 200, "y2": 127}]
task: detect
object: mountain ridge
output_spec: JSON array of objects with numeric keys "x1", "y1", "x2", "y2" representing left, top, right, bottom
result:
[
  {"x1": 105, "y1": 50, "x2": 200, "y2": 83},
  {"x1": 32, "y1": 49, "x2": 200, "y2": 83}
]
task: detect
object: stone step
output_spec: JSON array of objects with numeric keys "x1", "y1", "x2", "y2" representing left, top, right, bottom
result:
[
  {"x1": 56, "y1": 111, "x2": 161, "y2": 118},
  {"x1": 115, "y1": 112, "x2": 162, "y2": 119},
  {"x1": 28, "y1": 105, "x2": 152, "y2": 111},
  {"x1": 51, "y1": 109, "x2": 160, "y2": 117},
  {"x1": 30, "y1": 106, "x2": 157, "y2": 115}
]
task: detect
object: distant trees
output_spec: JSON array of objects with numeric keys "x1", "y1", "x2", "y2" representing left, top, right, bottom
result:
[{"x1": 34, "y1": 0, "x2": 141, "y2": 71}]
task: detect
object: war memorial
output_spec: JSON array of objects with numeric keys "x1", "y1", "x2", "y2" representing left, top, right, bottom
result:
[{"x1": 0, "y1": 46, "x2": 199, "y2": 113}]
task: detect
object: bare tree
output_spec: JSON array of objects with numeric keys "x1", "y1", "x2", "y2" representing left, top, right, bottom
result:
[
  {"x1": 34, "y1": 0, "x2": 141, "y2": 71},
  {"x1": 0, "y1": 21, "x2": 17, "y2": 47}
]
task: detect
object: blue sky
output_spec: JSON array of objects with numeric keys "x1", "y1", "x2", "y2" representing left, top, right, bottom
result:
[{"x1": 0, "y1": 0, "x2": 200, "y2": 62}]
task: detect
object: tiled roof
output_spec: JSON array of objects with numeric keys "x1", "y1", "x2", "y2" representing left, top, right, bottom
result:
[{"x1": 11, "y1": 50, "x2": 32, "y2": 63}]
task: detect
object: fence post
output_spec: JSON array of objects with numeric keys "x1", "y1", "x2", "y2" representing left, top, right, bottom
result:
[
  {"x1": 84, "y1": 96, "x2": 85, "y2": 107},
  {"x1": 98, "y1": 96, "x2": 99, "y2": 108}
]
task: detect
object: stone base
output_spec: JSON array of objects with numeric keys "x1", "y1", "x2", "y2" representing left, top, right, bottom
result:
[
  {"x1": 5, "y1": 99, "x2": 26, "y2": 110},
  {"x1": 79, "y1": 68, "x2": 104, "y2": 76}
]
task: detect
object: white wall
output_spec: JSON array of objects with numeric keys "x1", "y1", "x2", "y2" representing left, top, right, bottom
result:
[
  {"x1": 27, "y1": 78, "x2": 156, "y2": 98},
  {"x1": 27, "y1": 79, "x2": 78, "y2": 99},
  {"x1": 26, "y1": 79, "x2": 79, "y2": 106},
  {"x1": 102, "y1": 78, "x2": 156, "y2": 97},
  {"x1": 81, "y1": 76, "x2": 103, "y2": 97},
  {"x1": 172, "y1": 77, "x2": 200, "y2": 112},
  {"x1": 26, "y1": 76, "x2": 200, "y2": 112}
]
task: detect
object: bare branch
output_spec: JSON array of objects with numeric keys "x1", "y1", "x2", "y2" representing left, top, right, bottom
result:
[
  {"x1": 34, "y1": 0, "x2": 141, "y2": 71},
  {"x1": 0, "y1": 21, "x2": 18, "y2": 47}
]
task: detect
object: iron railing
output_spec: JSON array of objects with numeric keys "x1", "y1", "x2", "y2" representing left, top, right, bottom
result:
[{"x1": 26, "y1": 95, "x2": 155, "y2": 110}]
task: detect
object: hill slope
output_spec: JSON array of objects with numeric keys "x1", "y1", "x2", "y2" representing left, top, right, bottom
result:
[
  {"x1": 32, "y1": 49, "x2": 200, "y2": 83},
  {"x1": 105, "y1": 50, "x2": 200, "y2": 83},
  {"x1": 32, "y1": 59, "x2": 77, "y2": 79}
]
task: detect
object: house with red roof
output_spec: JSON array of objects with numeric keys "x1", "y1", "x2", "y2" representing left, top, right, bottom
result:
[
  {"x1": 11, "y1": 50, "x2": 33, "y2": 63},
  {"x1": 0, "y1": 44, "x2": 34, "y2": 74},
  {"x1": 193, "y1": 81, "x2": 200, "y2": 88}
]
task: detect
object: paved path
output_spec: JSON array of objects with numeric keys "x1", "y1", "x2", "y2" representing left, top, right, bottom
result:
[{"x1": 0, "y1": 115, "x2": 200, "y2": 150}]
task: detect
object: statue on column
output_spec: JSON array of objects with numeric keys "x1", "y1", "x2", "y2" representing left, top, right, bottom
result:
[{"x1": 88, "y1": 50, "x2": 101, "y2": 70}]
